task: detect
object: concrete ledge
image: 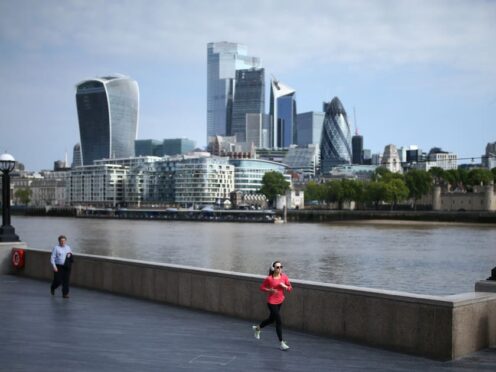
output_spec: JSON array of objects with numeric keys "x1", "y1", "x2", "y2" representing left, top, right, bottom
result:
[
  {"x1": 475, "y1": 280, "x2": 496, "y2": 293},
  {"x1": 3, "y1": 247, "x2": 496, "y2": 360}
]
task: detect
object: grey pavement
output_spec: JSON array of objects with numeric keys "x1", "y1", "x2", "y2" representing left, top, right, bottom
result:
[{"x1": 1, "y1": 275, "x2": 495, "y2": 372}]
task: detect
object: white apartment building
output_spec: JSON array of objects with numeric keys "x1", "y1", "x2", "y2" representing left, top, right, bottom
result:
[
  {"x1": 174, "y1": 156, "x2": 234, "y2": 205},
  {"x1": 67, "y1": 164, "x2": 128, "y2": 207}
]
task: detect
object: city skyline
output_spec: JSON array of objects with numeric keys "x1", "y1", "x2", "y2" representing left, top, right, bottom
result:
[{"x1": 1, "y1": 0, "x2": 495, "y2": 171}]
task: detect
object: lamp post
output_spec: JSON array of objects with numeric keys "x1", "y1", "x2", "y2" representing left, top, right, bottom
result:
[{"x1": 0, "y1": 153, "x2": 20, "y2": 242}]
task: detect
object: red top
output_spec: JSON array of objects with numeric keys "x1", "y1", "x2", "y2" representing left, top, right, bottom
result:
[{"x1": 260, "y1": 273, "x2": 292, "y2": 304}]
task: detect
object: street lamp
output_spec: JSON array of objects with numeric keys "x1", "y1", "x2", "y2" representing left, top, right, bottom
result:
[{"x1": 0, "y1": 152, "x2": 20, "y2": 242}]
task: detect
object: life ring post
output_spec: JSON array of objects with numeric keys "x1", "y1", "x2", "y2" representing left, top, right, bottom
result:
[{"x1": 11, "y1": 248, "x2": 25, "y2": 269}]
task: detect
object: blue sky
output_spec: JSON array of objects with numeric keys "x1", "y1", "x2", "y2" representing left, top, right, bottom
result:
[{"x1": 0, "y1": 0, "x2": 495, "y2": 171}]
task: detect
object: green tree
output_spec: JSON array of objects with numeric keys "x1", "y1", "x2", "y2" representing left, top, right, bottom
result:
[
  {"x1": 492, "y1": 168, "x2": 496, "y2": 181},
  {"x1": 383, "y1": 178, "x2": 409, "y2": 209},
  {"x1": 467, "y1": 168, "x2": 494, "y2": 187},
  {"x1": 404, "y1": 169, "x2": 432, "y2": 209},
  {"x1": 323, "y1": 180, "x2": 343, "y2": 207},
  {"x1": 304, "y1": 180, "x2": 324, "y2": 203},
  {"x1": 259, "y1": 171, "x2": 290, "y2": 206},
  {"x1": 15, "y1": 188, "x2": 32, "y2": 205},
  {"x1": 364, "y1": 181, "x2": 388, "y2": 209},
  {"x1": 428, "y1": 167, "x2": 446, "y2": 185},
  {"x1": 372, "y1": 167, "x2": 403, "y2": 182}
]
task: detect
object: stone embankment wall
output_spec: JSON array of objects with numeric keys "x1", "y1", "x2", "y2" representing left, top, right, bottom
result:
[
  {"x1": 1, "y1": 245, "x2": 495, "y2": 360},
  {"x1": 287, "y1": 210, "x2": 496, "y2": 223}
]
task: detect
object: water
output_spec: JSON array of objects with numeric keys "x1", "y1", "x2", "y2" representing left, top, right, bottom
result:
[{"x1": 12, "y1": 216, "x2": 496, "y2": 295}]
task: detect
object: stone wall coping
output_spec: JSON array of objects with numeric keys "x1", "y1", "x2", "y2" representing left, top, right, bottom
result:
[{"x1": 25, "y1": 247, "x2": 496, "y2": 308}]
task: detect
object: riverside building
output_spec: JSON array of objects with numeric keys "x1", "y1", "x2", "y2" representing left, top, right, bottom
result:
[
  {"x1": 75, "y1": 75, "x2": 139, "y2": 165},
  {"x1": 229, "y1": 159, "x2": 287, "y2": 194}
]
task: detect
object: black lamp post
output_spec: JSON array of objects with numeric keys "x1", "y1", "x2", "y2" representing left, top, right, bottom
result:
[{"x1": 0, "y1": 153, "x2": 19, "y2": 242}]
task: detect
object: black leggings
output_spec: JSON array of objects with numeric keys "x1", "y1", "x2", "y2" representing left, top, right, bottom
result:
[{"x1": 259, "y1": 303, "x2": 283, "y2": 341}]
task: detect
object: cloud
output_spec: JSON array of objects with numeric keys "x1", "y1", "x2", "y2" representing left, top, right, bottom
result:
[{"x1": 1, "y1": 0, "x2": 495, "y2": 76}]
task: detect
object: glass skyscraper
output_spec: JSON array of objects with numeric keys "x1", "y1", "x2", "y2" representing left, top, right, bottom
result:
[
  {"x1": 231, "y1": 68, "x2": 265, "y2": 142},
  {"x1": 76, "y1": 75, "x2": 139, "y2": 165},
  {"x1": 320, "y1": 97, "x2": 352, "y2": 174},
  {"x1": 296, "y1": 111, "x2": 325, "y2": 146},
  {"x1": 270, "y1": 79, "x2": 296, "y2": 148},
  {"x1": 207, "y1": 42, "x2": 260, "y2": 142}
]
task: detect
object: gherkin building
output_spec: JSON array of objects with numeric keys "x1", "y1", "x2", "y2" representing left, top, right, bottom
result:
[{"x1": 320, "y1": 97, "x2": 352, "y2": 174}]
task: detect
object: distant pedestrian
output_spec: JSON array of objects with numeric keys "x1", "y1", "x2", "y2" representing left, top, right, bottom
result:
[
  {"x1": 50, "y1": 235, "x2": 73, "y2": 298},
  {"x1": 252, "y1": 260, "x2": 292, "y2": 351}
]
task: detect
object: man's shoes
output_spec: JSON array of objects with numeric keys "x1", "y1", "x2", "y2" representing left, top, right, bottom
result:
[
  {"x1": 63, "y1": 294, "x2": 70, "y2": 299},
  {"x1": 252, "y1": 325, "x2": 260, "y2": 339},
  {"x1": 280, "y1": 341, "x2": 290, "y2": 351}
]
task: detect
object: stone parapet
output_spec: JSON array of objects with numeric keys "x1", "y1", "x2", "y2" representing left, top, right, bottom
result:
[{"x1": 3, "y1": 247, "x2": 496, "y2": 360}]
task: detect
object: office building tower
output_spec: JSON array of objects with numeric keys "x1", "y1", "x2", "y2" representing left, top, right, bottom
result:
[
  {"x1": 296, "y1": 112, "x2": 325, "y2": 146},
  {"x1": 245, "y1": 113, "x2": 263, "y2": 147},
  {"x1": 207, "y1": 42, "x2": 260, "y2": 142},
  {"x1": 135, "y1": 139, "x2": 163, "y2": 157},
  {"x1": 71, "y1": 143, "x2": 82, "y2": 168},
  {"x1": 320, "y1": 97, "x2": 352, "y2": 174},
  {"x1": 482, "y1": 141, "x2": 496, "y2": 169},
  {"x1": 76, "y1": 75, "x2": 139, "y2": 165},
  {"x1": 162, "y1": 138, "x2": 195, "y2": 156},
  {"x1": 270, "y1": 79, "x2": 297, "y2": 148},
  {"x1": 231, "y1": 68, "x2": 265, "y2": 142},
  {"x1": 352, "y1": 133, "x2": 363, "y2": 164},
  {"x1": 362, "y1": 149, "x2": 372, "y2": 165}
]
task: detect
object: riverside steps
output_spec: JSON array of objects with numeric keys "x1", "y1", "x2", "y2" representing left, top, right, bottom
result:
[{"x1": 1, "y1": 244, "x2": 496, "y2": 364}]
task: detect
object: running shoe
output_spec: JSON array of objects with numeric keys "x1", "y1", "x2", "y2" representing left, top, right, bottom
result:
[
  {"x1": 252, "y1": 325, "x2": 260, "y2": 339},
  {"x1": 280, "y1": 341, "x2": 290, "y2": 351}
]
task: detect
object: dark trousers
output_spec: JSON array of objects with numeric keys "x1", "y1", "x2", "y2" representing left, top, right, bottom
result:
[
  {"x1": 51, "y1": 265, "x2": 71, "y2": 296},
  {"x1": 259, "y1": 303, "x2": 283, "y2": 341}
]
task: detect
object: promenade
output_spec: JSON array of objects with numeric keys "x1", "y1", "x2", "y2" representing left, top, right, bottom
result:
[{"x1": 1, "y1": 275, "x2": 495, "y2": 371}]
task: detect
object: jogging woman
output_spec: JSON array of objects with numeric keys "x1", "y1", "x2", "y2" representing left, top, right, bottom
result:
[{"x1": 252, "y1": 260, "x2": 292, "y2": 350}]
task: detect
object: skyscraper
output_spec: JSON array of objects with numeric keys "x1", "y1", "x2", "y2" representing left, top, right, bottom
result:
[
  {"x1": 76, "y1": 75, "x2": 139, "y2": 165},
  {"x1": 71, "y1": 143, "x2": 82, "y2": 168},
  {"x1": 231, "y1": 68, "x2": 265, "y2": 142},
  {"x1": 270, "y1": 78, "x2": 296, "y2": 148},
  {"x1": 296, "y1": 111, "x2": 325, "y2": 146},
  {"x1": 207, "y1": 42, "x2": 260, "y2": 142},
  {"x1": 320, "y1": 97, "x2": 352, "y2": 174},
  {"x1": 352, "y1": 133, "x2": 363, "y2": 164}
]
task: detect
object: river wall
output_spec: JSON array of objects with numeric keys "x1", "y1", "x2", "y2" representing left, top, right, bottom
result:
[
  {"x1": 12, "y1": 206, "x2": 496, "y2": 223},
  {"x1": 1, "y1": 244, "x2": 495, "y2": 360},
  {"x1": 287, "y1": 210, "x2": 496, "y2": 223}
]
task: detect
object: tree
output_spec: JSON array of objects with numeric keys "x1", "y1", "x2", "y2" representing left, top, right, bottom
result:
[
  {"x1": 383, "y1": 178, "x2": 409, "y2": 209},
  {"x1": 15, "y1": 188, "x2": 32, "y2": 206},
  {"x1": 428, "y1": 167, "x2": 446, "y2": 185},
  {"x1": 404, "y1": 169, "x2": 432, "y2": 209},
  {"x1": 467, "y1": 168, "x2": 494, "y2": 187},
  {"x1": 304, "y1": 180, "x2": 324, "y2": 203},
  {"x1": 259, "y1": 171, "x2": 290, "y2": 206},
  {"x1": 492, "y1": 168, "x2": 496, "y2": 181},
  {"x1": 364, "y1": 181, "x2": 388, "y2": 209}
]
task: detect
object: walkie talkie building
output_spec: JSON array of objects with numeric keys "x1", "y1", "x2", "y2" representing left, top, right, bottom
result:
[
  {"x1": 320, "y1": 97, "x2": 352, "y2": 174},
  {"x1": 76, "y1": 75, "x2": 139, "y2": 165}
]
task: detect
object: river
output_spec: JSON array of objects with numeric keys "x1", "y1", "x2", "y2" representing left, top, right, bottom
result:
[{"x1": 11, "y1": 216, "x2": 496, "y2": 295}]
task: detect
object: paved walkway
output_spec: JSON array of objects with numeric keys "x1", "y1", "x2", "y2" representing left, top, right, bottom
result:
[{"x1": 1, "y1": 275, "x2": 495, "y2": 371}]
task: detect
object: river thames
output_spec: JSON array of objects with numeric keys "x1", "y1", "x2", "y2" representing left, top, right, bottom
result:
[{"x1": 12, "y1": 216, "x2": 496, "y2": 295}]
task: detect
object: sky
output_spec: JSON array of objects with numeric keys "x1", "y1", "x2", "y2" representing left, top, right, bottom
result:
[{"x1": 0, "y1": 0, "x2": 495, "y2": 171}]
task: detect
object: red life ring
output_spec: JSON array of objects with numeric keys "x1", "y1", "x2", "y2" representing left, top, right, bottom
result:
[{"x1": 11, "y1": 248, "x2": 25, "y2": 269}]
